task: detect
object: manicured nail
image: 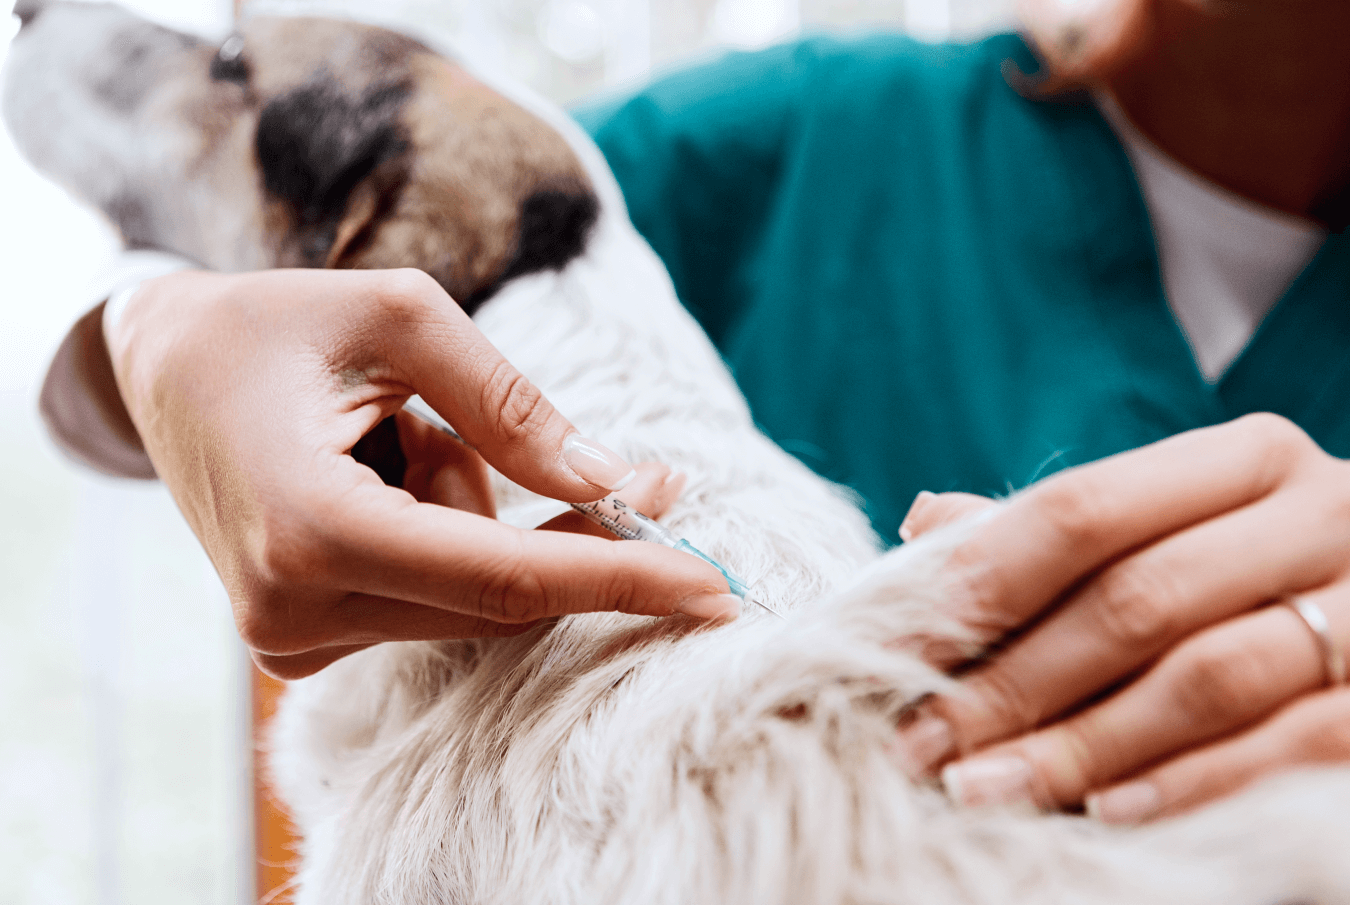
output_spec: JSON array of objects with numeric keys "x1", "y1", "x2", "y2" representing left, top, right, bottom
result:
[
  {"x1": 563, "y1": 435, "x2": 636, "y2": 490},
  {"x1": 898, "y1": 490, "x2": 936, "y2": 542},
  {"x1": 895, "y1": 715, "x2": 955, "y2": 778},
  {"x1": 941, "y1": 757, "x2": 1035, "y2": 808},
  {"x1": 676, "y1": 593, "x2": 741, "y2": 621},
  {"x1": 1085, "y1": 781, "x2": 1160, "y2": 825}
]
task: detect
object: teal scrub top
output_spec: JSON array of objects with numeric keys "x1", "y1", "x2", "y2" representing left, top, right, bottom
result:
[{"x1": 573, "y1": 33, "x2": 1350, "y2": 542}]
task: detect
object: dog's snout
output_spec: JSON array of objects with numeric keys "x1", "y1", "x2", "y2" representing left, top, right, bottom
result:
[{"x1": 13, "y1": 0, "x2": 47, "y2": 29}]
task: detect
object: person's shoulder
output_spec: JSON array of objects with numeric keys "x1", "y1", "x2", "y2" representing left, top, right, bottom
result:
[
  {"x1": 798, "y1": 30, "x2": 1030, "y2": 104},
  {"x1": 573, "y1": 38, "x2": 829, "y2": 132},
  {"x1": 572, "y1": 31, "x2": 1032, "y2": 139}
]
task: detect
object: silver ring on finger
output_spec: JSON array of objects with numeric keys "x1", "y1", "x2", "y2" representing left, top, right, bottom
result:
[{"x1": 1285, "y1": 597, "x2": 1347, "y2": 688}]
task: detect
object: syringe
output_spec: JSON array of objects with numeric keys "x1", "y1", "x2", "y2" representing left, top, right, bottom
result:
[
  {"x1": 401, "y1": 398, "x2": 785, "y2": 620},
  {"x1": 568, "y1": 495, "x2": 785, "y2": 619}
]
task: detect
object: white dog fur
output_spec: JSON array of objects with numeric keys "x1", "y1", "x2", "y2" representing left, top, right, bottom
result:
[{"x1": 6, "y1": 5, "x2": 1350, "y2": 902}]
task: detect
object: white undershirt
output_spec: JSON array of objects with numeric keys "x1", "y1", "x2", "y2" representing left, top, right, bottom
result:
[{"x1": 1099, "y1": 96, "x2": 1328, "y2": 383}]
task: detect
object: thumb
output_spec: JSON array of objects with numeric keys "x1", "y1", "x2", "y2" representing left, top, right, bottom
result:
[
  {"x1": 393, "y1": 271, "x2": 634, "y2": 502},
  {"x1": 899, "y1": 491, "x2": 999, "y2": 542}
]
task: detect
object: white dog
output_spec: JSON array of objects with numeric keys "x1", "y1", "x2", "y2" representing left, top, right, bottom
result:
[{"x1": 6, "y1": 3, "x2": 1350, "y2": 902}]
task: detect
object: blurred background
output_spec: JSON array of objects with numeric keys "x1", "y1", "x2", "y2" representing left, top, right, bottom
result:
[{"x1": 0, "y1": 0, "x2": 1016, "y2": 902}]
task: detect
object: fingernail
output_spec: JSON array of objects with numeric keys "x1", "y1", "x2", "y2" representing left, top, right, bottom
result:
[
  {"x1": 898, "y1": 490, "x2": 936, "y2": 542},
  {"x1": 676, "y1": 593, "x2": 741, "y2": 621},
  {"x1": 1085, "y1": 781, "x2": 1160, "y2": 825},
  {"x1": 894, "y1": 715, "x2": 955, "y2": 778},
  {"x1": 563, "y1": 435, "x2": 636, "y2": 490},
  {"x1": 941, "y1": 757, "x2": 1035, "y2": 808}
]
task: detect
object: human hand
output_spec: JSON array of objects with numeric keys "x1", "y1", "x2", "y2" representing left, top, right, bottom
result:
[
  {"x1": 894, "y1": 414, "x2": 1350, "y2": 823},
  {"x1": 106, "y1": 268, "x2": 736, "y2": 679}
]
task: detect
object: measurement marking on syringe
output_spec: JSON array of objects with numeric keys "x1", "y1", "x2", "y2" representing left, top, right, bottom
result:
[{"x1": 574, "y1": 502, "x2": 643, "y2": 541}]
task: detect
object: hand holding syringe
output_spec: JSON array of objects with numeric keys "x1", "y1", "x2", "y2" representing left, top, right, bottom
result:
[{"x1": 403, "y1": 398, "x2": 784, "y2": 619}]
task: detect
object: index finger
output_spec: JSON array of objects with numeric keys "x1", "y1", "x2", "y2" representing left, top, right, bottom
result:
[
  {"x1": 362, "y1": 269, "x2": 637, "y2": 502},
  {"x1": 947, "y1": 415, "x2": 1310, "y2": 631},
  {"x1": 318, "y1": 459, "x2": 739, "y2": 624}
]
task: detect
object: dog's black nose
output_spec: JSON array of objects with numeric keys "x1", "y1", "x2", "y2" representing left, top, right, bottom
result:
[{"x1": 13, "y1": 0, "x2": 47, "y2": 28}]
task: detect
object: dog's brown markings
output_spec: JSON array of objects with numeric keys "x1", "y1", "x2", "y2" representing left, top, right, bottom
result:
[
  {"x1": 488, "y1": 182, "x2": 599, "y2": 306},
  {"x1": 217, "y1": 19, "x2": 601, "y2": 313},
  {"x1": 256, "y1": 74, "x2": 414, "y2": 267},
  {"x1": 373, "y1": 54, "x2": 599, "y2": 312}
]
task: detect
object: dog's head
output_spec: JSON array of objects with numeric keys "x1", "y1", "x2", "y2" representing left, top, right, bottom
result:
[{"x1": 3, "y1": 0, "x2": 600, "y2": 312}]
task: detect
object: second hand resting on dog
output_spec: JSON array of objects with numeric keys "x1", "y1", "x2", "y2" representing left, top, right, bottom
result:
[{"x1": 894, "y1": 419, "x2": 1350, "y2": 824}]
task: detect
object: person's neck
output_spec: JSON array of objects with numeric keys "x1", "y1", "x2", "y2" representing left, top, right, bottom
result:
[{"x1": 1104, "y1": 2, "x2": 1350, "y2": 223}]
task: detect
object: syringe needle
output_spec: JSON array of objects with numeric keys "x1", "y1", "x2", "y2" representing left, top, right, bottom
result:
[{"x1": 745, "y1": 589, "x2": 787, "y2": 621}]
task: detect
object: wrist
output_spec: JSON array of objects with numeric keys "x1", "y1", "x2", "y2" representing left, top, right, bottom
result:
[{"x1": 97, "y1": 249, "x2": 196, "y2": 343}]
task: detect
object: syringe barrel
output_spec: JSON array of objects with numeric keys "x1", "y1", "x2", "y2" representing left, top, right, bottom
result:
[
  {"x1": 570, "y1": 497, "x2": 754, "y2": 599},
  {"x1": 569, "y1": 496, "x2": 681, "y2": 547}
]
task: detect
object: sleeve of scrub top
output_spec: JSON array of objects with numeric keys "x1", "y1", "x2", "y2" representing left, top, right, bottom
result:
[{"x1": 39, "y1": 249, "x2": 194, "y2": 479}]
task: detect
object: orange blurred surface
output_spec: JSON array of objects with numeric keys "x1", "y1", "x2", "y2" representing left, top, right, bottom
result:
[{"x1": 253, "y1": 665, "x2": 300, "y2": 904}]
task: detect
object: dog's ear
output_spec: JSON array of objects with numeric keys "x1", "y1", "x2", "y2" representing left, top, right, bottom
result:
[{"x1": 256, "y1": 75, "x2": 412, "y2": 266}]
